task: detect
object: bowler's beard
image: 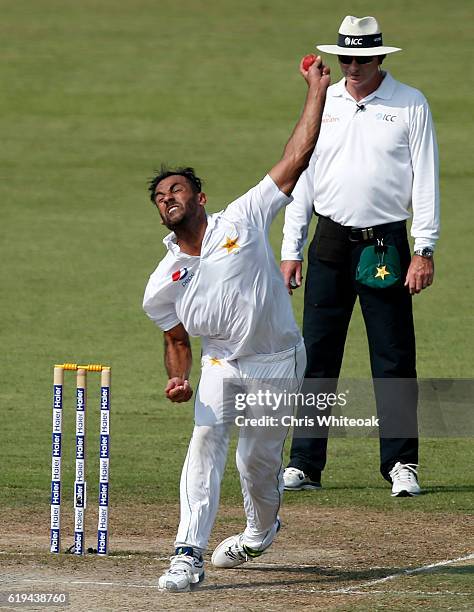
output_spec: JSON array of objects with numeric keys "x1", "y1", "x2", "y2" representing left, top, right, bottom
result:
[
  {"x1": 162, "y1": 216, "x2": 185, "y2": 231},
  {"x1": 160, "y1": 210, "x2": 195, "y2": 232},
  {"x1": 159, "y1": 205, "x2": 186, "y2": 230}
]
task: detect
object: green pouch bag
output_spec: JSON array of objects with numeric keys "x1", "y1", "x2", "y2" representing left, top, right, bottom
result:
[{"x1": 356, "y1": 239, "x2": 401, "y2": 289}]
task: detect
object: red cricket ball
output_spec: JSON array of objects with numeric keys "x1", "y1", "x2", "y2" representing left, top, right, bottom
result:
[{"x1": 302, "y1": 54, "x2": 317, "y2": 71}]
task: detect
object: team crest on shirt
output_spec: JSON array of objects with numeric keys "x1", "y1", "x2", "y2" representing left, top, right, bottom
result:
[
  {"x1": 221, "y1": 236, "x2": 240, "y2": 254},
  {"x1": 172, "y1": 267, "x2": 188, "y2": 282}
]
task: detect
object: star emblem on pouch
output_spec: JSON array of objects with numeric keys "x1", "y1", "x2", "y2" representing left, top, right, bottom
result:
[
  {"x1": 221, "y1": 236, "x2": 240, "y2": 254},
  {"x1": 209, "y1": 357, "x2": 222, "y2": 366},
  {"x1": 375, "y1": 265, "x2": 390, "y2": 280}
]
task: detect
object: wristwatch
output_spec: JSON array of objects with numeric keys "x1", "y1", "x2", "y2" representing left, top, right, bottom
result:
[{"x1": 414, "y1": 247, "x2": 434, "y2": 258}]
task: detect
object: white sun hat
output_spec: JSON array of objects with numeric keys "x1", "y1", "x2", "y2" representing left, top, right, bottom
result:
[{"x1": 317, "y1": 15, "x2": 401, "y2": 56}]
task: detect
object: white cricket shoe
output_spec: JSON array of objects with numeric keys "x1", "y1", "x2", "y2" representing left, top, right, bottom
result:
[
  {"x1": 212, "y1": 520, "x2": 280, "y2": 568},
  {"x1": 283, "y1": 467, "x2": 321, "y2": 491},
  {"x1": 158, "y1": 547, "x2": 204, "y2": 592},
  {"x1": 389, "y1": 462, "x2": 421, "y2": 497},
  {"x1": 211, "y1": 533, "x2": 263, "y2": 568}
]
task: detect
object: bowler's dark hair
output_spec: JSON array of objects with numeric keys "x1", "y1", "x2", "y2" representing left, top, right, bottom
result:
[{"x1": 148, "y1": 165, "x2": 203, "y2": 203}]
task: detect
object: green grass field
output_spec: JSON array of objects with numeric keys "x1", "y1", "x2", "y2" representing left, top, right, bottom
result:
[{"x1": 0, "y1": 1, "x2": 473, "y2": 608}]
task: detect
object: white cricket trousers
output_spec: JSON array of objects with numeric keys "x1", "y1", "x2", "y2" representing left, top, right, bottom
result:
[{"x1": 175, "y1": 340, "x2": 306, "y2": 552}]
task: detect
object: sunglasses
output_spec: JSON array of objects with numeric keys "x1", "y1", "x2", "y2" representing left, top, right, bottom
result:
[{"x1": 338, "y1": 55, "x2": 374, "y2": 65}]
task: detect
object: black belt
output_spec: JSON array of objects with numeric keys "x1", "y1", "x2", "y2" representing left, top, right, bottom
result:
[
  {"x1": 348, "y1": 220, "x2": 406, "y2": 242},
  {"x1": 312, "y1": 217, "x2": 406, "y2": 264}
]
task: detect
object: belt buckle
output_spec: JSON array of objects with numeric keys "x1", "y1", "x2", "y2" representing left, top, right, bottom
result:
[{"x1": 362, "y1": 227, "x2": 374, "y2": 241}]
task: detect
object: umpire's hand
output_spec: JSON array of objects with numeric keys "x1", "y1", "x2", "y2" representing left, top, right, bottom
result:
[
  {"x1": 281, "y1": 260, "x2": 303, "y2": 295},
  {"x1": 405, "y1": 255, "x2": 435, "y2": 294}
]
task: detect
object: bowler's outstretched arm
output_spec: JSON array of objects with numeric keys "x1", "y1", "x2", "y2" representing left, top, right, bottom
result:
[{"x1": 269, "y1": 57, "x2": 330, "y2": 196}]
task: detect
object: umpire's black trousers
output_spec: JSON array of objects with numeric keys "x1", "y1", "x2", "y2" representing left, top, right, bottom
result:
[{"x1": 288, "y1": 217, "x2": 418, "y2": 483}]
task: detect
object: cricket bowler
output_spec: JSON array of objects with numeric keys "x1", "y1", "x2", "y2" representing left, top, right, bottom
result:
[{"x1": 143, "y1": 56, "x2": 330, "y2": 592}]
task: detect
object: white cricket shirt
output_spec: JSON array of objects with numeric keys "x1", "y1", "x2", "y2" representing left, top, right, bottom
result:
[
  {"x1": 282, "y1": 71, "x2": 440, "y2": 260},
  {"x1": 143, "y1": 175, "x2": 302, "y2": 360}
]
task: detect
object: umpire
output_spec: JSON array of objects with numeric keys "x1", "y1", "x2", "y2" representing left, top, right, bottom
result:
[{"x1": 280, "y1": 15, "x2": 440, "y2": 497}]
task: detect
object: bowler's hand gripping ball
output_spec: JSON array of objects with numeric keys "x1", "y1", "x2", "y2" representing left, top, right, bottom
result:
[{"x1": 302, "y1": 54, "x2": 317, "y2": 71}]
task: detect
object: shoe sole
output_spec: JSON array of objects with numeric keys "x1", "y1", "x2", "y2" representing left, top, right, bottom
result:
[
  {"x1": 158, "y1": 572, "x2": 205, "y2": 592},
  {"x1": 211, "y1": 535, "x2": 248, "y2": 568},
  {"x1": 212, "y1": 521, "x2": 281, "y2": 568},
  {"x1": 159, "y1": 580, "x2": 190, "y2": 593},
  {"x1": 284, "y1": 483, "x2": 321, "y2": 491},
  {"x1": 391, "y1": 490, "x2": 420, "y2": 497}
]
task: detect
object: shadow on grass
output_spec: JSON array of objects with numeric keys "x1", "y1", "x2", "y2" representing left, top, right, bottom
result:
[
  {"x1": 283, "y1": 484, "x2": 474, "y2": 494},
  {"x1": 441, "y1": 565, "x2": 474, "y2": 575},
  {"x1": 198, "y1": 560, "x2": 474, "y2": 593},
  {"x1": 283, "y1": 485, "x2": 387, "y2": 492},
  {"x1": 198, "y1": 565, "x2": 402, "y2": 592},
  {"x1": 422, "y1": 485, "x2": 474, "y2": 493}
]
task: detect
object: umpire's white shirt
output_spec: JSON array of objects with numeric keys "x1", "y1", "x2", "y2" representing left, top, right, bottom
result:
[
  {"x1": 143, "y1": 175, "x2": 302, "y2": 360},
  {"x1": 282, "y1": 71, "x2": 440, "y2": 259}
]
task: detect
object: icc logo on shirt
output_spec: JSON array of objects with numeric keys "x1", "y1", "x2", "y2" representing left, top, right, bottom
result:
[{"x1": 376, "y1": 112, "x2": 397, "y2": 122}]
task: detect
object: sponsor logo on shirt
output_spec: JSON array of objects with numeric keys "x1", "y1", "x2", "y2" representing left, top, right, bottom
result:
[
  {"x1": 172, "y1": 267, "x2": 188, "y2": 282},
  {"x1": 181, "y1": 272, "x2": 194, "y2": 287},
  {"x1": 172, "y1": 267, "x2": 195, "y2": 287},
  {"x1": 376, "y1": 112, "x2": 397, "y2": 122}
]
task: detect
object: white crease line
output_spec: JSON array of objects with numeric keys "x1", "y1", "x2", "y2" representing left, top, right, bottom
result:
[
  {"x1": 0, "y1": 551, "x2": 170, "y2": 561},
  {"x1": 2, "y1": 578, "x2": 159, "y2": 590},
  {"x1": 0, "y1": 553, "x2": 336, "y2": 565},
  {"x1": 58, "y1": 579, "x2": 159, "y2": 590},
  {"x1": 332, "y1": 553, "x2": 474, "y2": 593},
  {"x1": 338, "y1": 590, "x2": 471, "y2": 596}
]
